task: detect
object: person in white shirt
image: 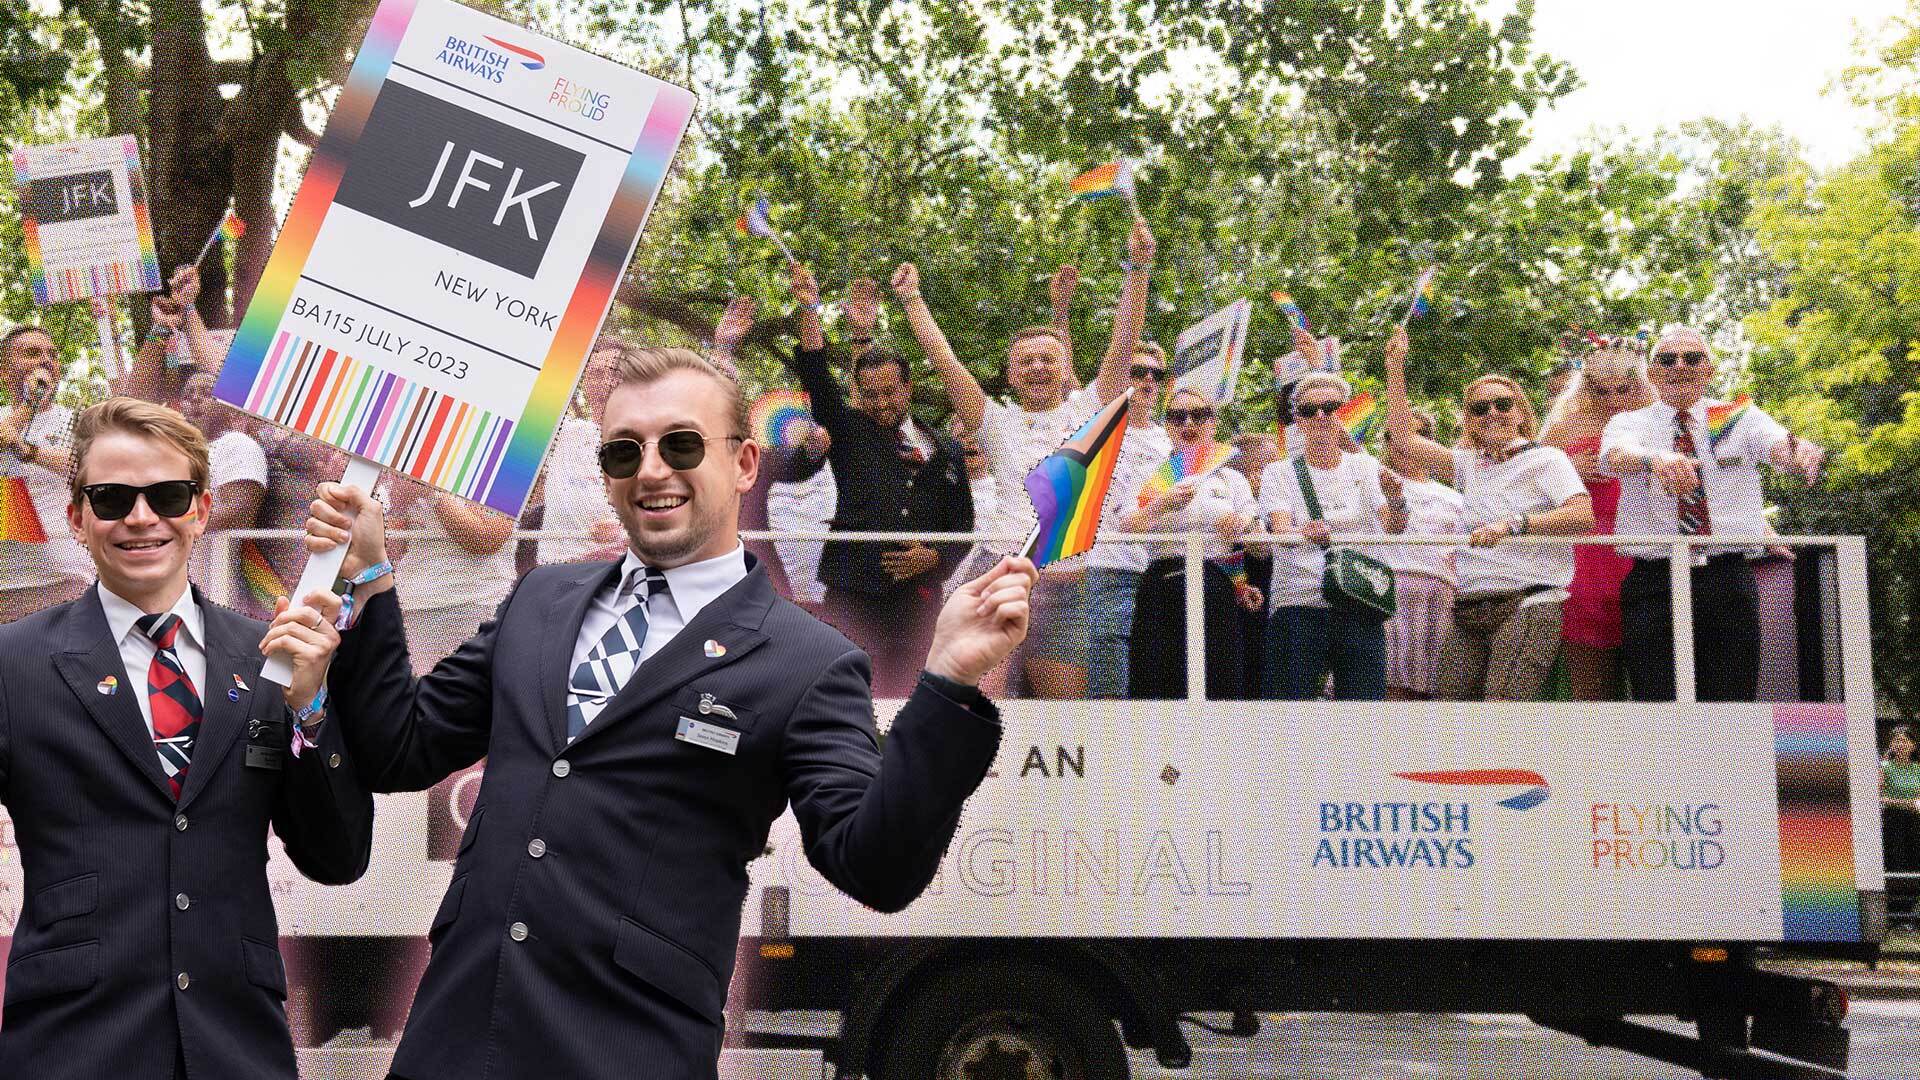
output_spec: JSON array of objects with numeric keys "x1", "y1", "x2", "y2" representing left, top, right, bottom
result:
[
  {"x1": 1597, "y1": 327, "x2": 1825, "y2": 702},
  {"x1": 905, "y1": 220, "x2": 1156, "y2": 698},
  {"x1": 1083, "y1": 341, "x2": 1174, "y2": 699},
  {"x1": 177, "y1": 370, "x2": 271, "y2": 611},
  {"x1": 1259, "y1": 373, "x2": 1408, "y2": 700},
  {"x1": 1378, "y1": 408, "x2": 1465, "y2": 700},
  {"x1": 536, "y1": 342, "x2": 627, "y2": 567},
  {"x1": 1123, "y1": 388, "x2": 1261, "y2": 699},
  {"x1": 382, "y1": 475, "x2": 519, "y2": 677},
  {"x1": 0, "y1": 325, "x2": 91, "y2": 622},
  {"x1": 1383, "y1": 326, "x2": 1594, "y2": 701}
]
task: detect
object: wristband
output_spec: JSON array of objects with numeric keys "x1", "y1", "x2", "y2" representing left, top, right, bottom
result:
[
  {"x1": 295, "y1": 685, "x2": 329, "y2": 726},
  {"x1": 333, "y1": 560, "x2": 395, "y2": 630}
]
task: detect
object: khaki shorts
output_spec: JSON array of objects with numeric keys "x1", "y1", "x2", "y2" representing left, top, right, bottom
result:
[{"x1": 1435, "y1": 590, "x2": 1564, "y2": 702}]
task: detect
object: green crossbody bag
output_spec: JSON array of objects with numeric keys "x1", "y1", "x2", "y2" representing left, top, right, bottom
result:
[{"x1": 1294, "y1": 455, "x2": 1396, "y2": 622}]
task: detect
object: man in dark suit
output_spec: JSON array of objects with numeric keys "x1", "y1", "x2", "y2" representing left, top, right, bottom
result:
[
  {"x1": 295, "y1": 344, "x2": 1035, "y2": 1080},
  {"x1": 0, "y1": 398, "x2": 374, "y2": 1080},
  {"x1": 781, "y1": 263, "x2": 975, "y2": 696}
]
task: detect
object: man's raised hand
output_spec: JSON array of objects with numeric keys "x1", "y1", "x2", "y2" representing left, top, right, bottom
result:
[{"x1": 923, "y1": 556, "x2": 1037, "y2": 687}]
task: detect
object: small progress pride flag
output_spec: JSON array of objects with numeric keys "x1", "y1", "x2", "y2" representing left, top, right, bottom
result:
[
  {"x1": 1022, "y1": 389, "x2": 1133, "y2": 568},
  {"x1": 1069, "y1": 160, "x2": 1134, "y2": 201}
]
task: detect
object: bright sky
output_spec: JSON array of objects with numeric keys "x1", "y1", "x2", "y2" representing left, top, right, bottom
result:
[{"x1": 1511, "y1": 0, "x2": 1911, "y2": 169}]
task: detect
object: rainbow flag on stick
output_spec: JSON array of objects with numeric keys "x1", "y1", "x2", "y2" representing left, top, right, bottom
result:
[
  {"x1": 735, "y1": 196, "x2": 797, "y2": 263},
  {"x1": 1069, "y1": 159, "x2": 1140, "y2": 215},
  {"x1": 1402, "y1": 266, "x2": 1437, "y2": 324},
  {"x1": 749, "y1": 390, "x2": 815, "y2": 449},
  {"x1": 1137, "y1": 441, "x2": 1238, "y2": 508},
  {"x1": 1706, "y1": 394, "x2": 1752, "y2": 450},
  {"x1": 1021, "y1": 389, "x2": 1134, "y2": 568},
  {"x1": 0, "y1": 476, "x2": 48, "y2": 542},
  {"x1": 1335, "y1": 391, "x2": 1380, "y2": 442},
  {"x1": 193, "y1": 211, "x2": 247, "y2": 267},
  {"x1": 1271, "y1": 291, "x2": 1309, "y2": 332}
]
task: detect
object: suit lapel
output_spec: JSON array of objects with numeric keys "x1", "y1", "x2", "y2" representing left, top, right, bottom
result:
[
  {"x1": 564, "y1": 565, "x2": 775, "y2": 751},
  {"x1": 176, "y1": 591, "x2": 260, "y2": 809},
  {"x1": 541, "y1": 561, "x2": 625, "y2": 753},
  {"x1": 52, "y1": 586, "x2": 175, "y2": 803}
]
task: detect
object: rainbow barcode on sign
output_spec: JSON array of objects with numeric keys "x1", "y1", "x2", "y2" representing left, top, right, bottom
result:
[{"x1": 247, "y1": 331, "x2": 517, "y2": 502}]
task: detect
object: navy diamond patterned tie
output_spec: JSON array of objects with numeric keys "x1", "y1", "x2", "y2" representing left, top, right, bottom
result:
[{"x1": 566, "y1": 567, "x2": 670, "y2": 741}]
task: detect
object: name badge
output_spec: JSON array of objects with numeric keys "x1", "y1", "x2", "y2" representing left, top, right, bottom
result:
[{"x1": 675, "y1": 716, "x2": 741, "y2": 756}]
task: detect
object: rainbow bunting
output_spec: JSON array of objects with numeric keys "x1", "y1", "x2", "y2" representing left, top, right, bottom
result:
[
  {"x1": 238, "y1": 539, "x2": 285, "y2": 605},
  {"x1": 1403, "y1": 266, "x2": 1437, "y2": 322},
  {"x1": 1706, "y1": 394, "x2": 1751, "y2": 449},
  {"x1": 1137, "y1": 441, "x2": 1239, "y2": 508},
  {"x1": 750, "y1": 390, "x2": 814, "y2": 449},
  {"x1": 1271, "y1": 291, "x2": 1309, "y2": 332},
  {"x1": 1068, "y1": 160, "x2": 1133, "y2": 201},
  {"x1": 1335, "y1": 391, "x2": 1380, "y2": 442},
  {"x1": 1022, "y1": 390, "x2": 1133, "y2": 568},
  {"x1": 0, "y1": 476, "x2": 48, "y2": 542}
]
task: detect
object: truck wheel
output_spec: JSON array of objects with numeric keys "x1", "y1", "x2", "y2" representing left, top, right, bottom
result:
[{"x1": 874, "y1": 960, "x2": 1128, "y2": 1080}]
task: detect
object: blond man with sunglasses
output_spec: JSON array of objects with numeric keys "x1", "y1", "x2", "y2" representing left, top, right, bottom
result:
[
  {"x1": 1383, "y1": 327, "x2": 1594, "y2": 701},
  {"x1": 1598, "y1": 327, "x2": 1825, "y2": 702}
]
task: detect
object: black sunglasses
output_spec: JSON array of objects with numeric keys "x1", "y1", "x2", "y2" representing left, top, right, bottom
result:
[
  {"x1": 80, "y1": 480, "x2": 201, "y2": 520},
  {"x1": 1653, "y1": 351, "x2": 1708, "y2": 367},
  {"x1": 1130, "y1": 364, "x2": 1169, "y2": 382},
  {"x1": 599, "y1": 431, "x2": 742, "y2": 478},
  {"x1": 1164, "y1": 407, "x2": 1215, "y2": 426},
  {"x1": 1467, "y1": 397, "x2": 1517, "y2": 417},
  {"x1": 1295, "y1": 400, "x2": 1342, "y2": 419}
]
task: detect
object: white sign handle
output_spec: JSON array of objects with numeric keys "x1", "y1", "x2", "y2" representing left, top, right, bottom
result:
[{"x1": 260, "y1": 454, "x2": 384, "y2": 687}]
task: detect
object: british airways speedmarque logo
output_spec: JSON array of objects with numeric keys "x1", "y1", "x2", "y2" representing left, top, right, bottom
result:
[
  {"x1": 1395, "y1": 768, "x2": 1551, "y2": 811},
  {"x1": 483, "y1": 36, "x2": 546, "y2": 70}
]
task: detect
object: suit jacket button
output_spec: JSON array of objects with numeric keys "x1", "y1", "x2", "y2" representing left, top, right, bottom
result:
[
  {"x1": 528, "y1": 838, "x2": 547, "y2": 858},
  {"x1": 509, "y1": 921, "x2": 529, "y2": 942},
  {"x1": 328, "y1": 753, "x2": 342, "y2": 769},
  {"x1": 176, "y1": 972, "x2": 191, "y2": 990},
  {"x1": 174, "y1": 813, "x2": 189, "y2": 832},
  {"x1": 175, "y1": 893, "x2": 190, "y2": 911},
  {"x1": 552, "y1": 759, "x2": 571, "y2": 778}
]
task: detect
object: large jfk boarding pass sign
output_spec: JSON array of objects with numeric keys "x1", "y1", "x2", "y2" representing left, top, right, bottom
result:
[{"x1": 212, "y1": 0, "x2": 694, "y2": 517}]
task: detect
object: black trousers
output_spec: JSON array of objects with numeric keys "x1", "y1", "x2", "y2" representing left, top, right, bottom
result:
[
  {"x1": 1128, "y1": 558, "x2": 1244, "y2": 700},
  {"x1": 1620, "y1": 554, "x2": 1759, "y2": 702},
  {"x1": 822, "y1": 584, "x2": 942, "y2": 697}
]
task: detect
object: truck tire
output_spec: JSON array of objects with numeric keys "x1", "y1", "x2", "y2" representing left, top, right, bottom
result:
[{"x1": 873, "y1": 959, "x2": 1128, "y2": 1080}]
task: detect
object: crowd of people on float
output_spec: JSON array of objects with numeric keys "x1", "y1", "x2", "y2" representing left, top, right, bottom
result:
[{"x1": 0, "y1": 217, "x2": 1835, "y2": 708}]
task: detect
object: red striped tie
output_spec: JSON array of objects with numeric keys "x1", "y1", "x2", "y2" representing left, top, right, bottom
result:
[
  {"x1": 1672, "y1": 412, "x2": 1711, "y2": 536},
  {"x1": 136, "y1": 613, "x2": 203, "y2": 799}
]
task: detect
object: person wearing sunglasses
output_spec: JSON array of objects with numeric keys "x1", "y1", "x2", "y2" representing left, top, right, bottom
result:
[
  {"x1": 899, "y1": 221, "x2": 1155, "y2": 700},
  {"x1": 1121, "y1": 387, "x2": 1261, "y2": 699},
  {"x1": 1598, "y1": 327, "x2": 1826, "y2": 702},
  {"x1": 1377, "y1": 410, "x2": 1465, "y2": 701},
  {"x1": 1080, "y1": 341, "x2": 1177, "y2": 699},
  {"x1": 1383, "y1": 326, "x2": 1594, "y2": 701},
  {"x1": 777, "y1": 262, "x2": 975, "y2": 697},
  {"x1": 1258, "y1": 373, "x2": 1407, "y2": 701},
  {"x1": 0, "y1": 325, "x2": 95, "y2": 623},
  {"x1": 0, "y1": 397, "x2": 373, "y2": 1080},
  {"x1": 297, "y1": 342, "x2": 1036, "y2": 1080},
  {"x1": 1540, "y1": 345, "x2": 1655, "y2": 701}
]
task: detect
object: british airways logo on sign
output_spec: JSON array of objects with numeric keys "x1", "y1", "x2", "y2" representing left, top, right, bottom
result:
[{"x1": 483, "y1": 35, "x2": 546, "y2": 70}]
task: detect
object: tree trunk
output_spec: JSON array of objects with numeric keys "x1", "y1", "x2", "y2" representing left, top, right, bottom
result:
[{"x1": 147, "y1": 0, "x2": 233, "y2": 327}]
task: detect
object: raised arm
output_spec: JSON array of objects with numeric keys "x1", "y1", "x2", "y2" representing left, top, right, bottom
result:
[
  {"x1": 1096, "y1": 219, "x2": 1156, "y2": 405},
  {"x1": 778, "y1": 266, "x2": 852, "y2": 432},
  {"x1": 891, "y1": 262, "x2": 985, "y2": 431},
  {"x1": 709, "y1": 295, "x2": 757, "y2": 365},
  {"x1": 1050, "y1": 264, "x2": 1078, "y2": 363},
  {"x1": 1383, "y1": 325, "x2": 1455, "y2": 482}
]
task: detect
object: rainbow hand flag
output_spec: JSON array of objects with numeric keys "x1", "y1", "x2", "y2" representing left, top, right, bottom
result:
[
  {"x1": 736, "y1": 196, "x2": 776, "y2": 238},
  {"x1": 221, "y1": 212, "x2": 246, "y2": 242},
  {"x1": 238, "y1": 540, "x2": 285, "y2": 606},
  {"x1": 1335, "y1": 391, "x2": 1380, "y2": 442},
  {"x1": 1403, "y1": 266, "x2": 1437, "y2": 322},
  {"x1": 750, "y1": 390, "x2": 814, "y2": 449},
  {"x1": 1271, "y1": 291, "x2": 1309, "y2": 332},
  {"x1": 1137, "y1": 441, "x2": 1239, "y2": 508},
  {"x1": 1022, "y1": 390, "x2": 1133, "y2": 568},
  {"x1": 1706, "y1": 395, "x2": 1751, "y2": 449},
  {"x1": 1069, "y1": 160, "x2": 1134, "y2": 201},
  {"x1": 1215, "y1": 548, "x2": 1250, "y2": 589},
  {"x1": 0, "y1": 476, "x2": 48, "y2": 542}
]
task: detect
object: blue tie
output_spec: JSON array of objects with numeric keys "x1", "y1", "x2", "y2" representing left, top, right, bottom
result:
[{"x1": 566, "y1": 567, "x2": 670, "y2": 741}]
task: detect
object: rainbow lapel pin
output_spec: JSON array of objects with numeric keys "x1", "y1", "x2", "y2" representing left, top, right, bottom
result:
[
  {"x1": 96, "y1": 675, "x2": 119, "y2": 696},
  {"x1": 703, "y1": 639, "x2": 727, "y2": 658}
]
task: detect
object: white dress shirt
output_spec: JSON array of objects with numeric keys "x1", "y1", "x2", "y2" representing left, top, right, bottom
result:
[
  {"x1": 568, "y1": 544, "x2": 750, "y2": 680},
  {"x1": 99, "y1": 585, "x2": 208, "y2": 738},
  {"x1": 1599, "y1": 398, "x2": 1789, "y2": 559}
]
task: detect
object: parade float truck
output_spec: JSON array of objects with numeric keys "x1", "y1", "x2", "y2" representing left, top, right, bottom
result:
[{"x1": 726, "y1": 536, "x2": 1884, "y2": 1080}]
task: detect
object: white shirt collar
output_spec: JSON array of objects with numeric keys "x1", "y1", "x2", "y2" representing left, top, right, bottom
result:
[
  {"x1": 1654, "y1": 397, "x2": 1711, "y2": 422},
  {"x1": 99, "y1": 583, "x2": 203, "y2": 650},
  {"x1": 617, "y1": 544, "x2": 749, "y2": 625}
]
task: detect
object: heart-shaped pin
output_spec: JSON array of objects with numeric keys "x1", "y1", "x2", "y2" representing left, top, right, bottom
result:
[
  {"x1": 703, "y1": 639, "x2": 726, "y2": 658},
  {"x1": 96, "y1": 675, "x2": 118, "y2": 695}
]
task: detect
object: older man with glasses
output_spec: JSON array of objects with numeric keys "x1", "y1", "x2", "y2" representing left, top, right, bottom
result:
[{"x1": 1598, "y1": 327, "x2": 1825, "y2": 702}]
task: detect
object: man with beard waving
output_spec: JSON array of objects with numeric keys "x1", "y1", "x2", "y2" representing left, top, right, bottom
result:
[{"x1": 290, "y1": 344, "x2": 1037, "y2": 1079}]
